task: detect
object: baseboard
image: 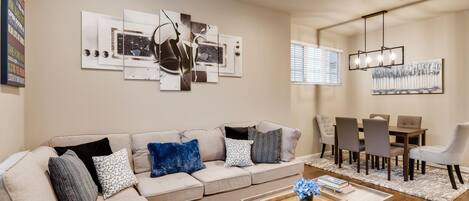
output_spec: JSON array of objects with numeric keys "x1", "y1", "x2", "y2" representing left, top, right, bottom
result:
[{"x1": 301, "y1": 152, "x2": 469, "y2": 174}]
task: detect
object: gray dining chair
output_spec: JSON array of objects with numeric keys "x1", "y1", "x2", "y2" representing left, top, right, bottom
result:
[
  {"x1": 410, "y1": 122, "x2": 469, "y2": 190},
  {"x1": 363, "y1": 119, "x2": 404, "y2": 181},
  {"x1": 392, "y1": 115, "x2": 422, "y2": 167},
  {"x1": 369, "y1": 114, "x2": 390, "y2": 169},
  {"x1": 335, "y1": 117, "x2": 365, "y2": 173},
  {"x1": 315, "y1": 115, "x2": 335, "y2": 158}
]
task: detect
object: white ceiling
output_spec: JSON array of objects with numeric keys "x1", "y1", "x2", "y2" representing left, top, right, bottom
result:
[{"x1": 238, "y1": 0, "x2": 469, "y2": 35}]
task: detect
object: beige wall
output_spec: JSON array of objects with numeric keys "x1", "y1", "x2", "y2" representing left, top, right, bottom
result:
[
  {"x1": 0, "y1": 86, "x2": 24, "y2": 161},
  {"x1": 290, "y1": 24, "x2": 349, "y2": 156},
  {"x1": 317, "y1": 10, "x2": 469, "y2": 165},
  {"x1": 25, "y1": 0, "x2": 293, "y2": 150}
]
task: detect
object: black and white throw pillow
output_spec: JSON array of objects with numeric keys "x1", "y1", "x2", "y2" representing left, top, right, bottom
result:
[
  {"x1": 92, "y1": 149, "x2": 137, "y2": 199},
  {"x1": 224, "y1": 138, "x2": 254, "y2": 167}
]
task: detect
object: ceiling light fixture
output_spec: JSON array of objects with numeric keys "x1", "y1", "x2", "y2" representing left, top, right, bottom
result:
[{"x1": 348, "y1": 10, "x2": 404, "y2": 71}]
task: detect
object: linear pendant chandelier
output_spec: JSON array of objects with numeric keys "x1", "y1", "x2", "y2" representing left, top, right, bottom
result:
[{"x1": 348, "y1": 10, "x2": 404, "y2": 71}]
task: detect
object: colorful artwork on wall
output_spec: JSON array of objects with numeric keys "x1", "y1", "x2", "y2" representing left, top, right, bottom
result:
[
  {"x1": 158, "y1": 9, "x2": 192, "y2": 91},
  {"x1": 191, "y1": 22, "x2": 219, "y2": 83},
  {"x1": 371, "y1": 58, "x2": 444, "y2": 95},
  {"x1": 80, "y1": 9, "x2": 243, "y2": 91},
  {"x1": 1, "y1": 0, "x2": 25, "y2": 87},
  {"x1": 219, "y1": 34, "x2": 242, "y2": 77}
]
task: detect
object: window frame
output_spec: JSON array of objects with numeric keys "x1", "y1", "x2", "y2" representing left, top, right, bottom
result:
[{"x1": 290, "y1": 40, "x2": 343, "y2": 86}]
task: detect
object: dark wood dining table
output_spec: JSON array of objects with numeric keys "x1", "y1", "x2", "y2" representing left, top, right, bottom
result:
[{"x1": 333, "y1": 124, "x2": 427, "y2": 181}]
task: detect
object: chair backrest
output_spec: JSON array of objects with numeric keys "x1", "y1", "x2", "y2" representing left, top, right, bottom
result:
[
  {"x1": 363, "y1": 119, "x2": 391, "y2": 157},
  {"x1": 335, "y1": 117, "x2": 360, "y2": 151},
  {"x1": 443, "y1": 122, "x2": 469, "y2": 163},
  {"x1": 316, "y1": 115, "x2": 335, "y2": 138},
  {"x1": 369, "y1": 114, "x2": 390, "y2": 124},
  {"x1": 397, "y1": 115, "x2": 422, "y2": 129}
]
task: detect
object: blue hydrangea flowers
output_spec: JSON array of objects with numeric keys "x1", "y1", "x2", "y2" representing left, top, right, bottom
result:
[{"x1": 293, "y1": 178, "x2": 321, "y2": 200}]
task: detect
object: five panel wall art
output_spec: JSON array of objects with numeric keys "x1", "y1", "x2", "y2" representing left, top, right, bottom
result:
[{"x1": 82, "y1": 9, "x2": 243, "y2": 91}]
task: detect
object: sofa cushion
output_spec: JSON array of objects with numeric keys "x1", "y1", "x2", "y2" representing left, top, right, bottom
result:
[
  {"x1": 131, "y1": 130, "x2": 181, "y2": 174},
  {"x1": 191, "y1": 161, "x2": 251, "y2": 195},
  {"x1": 48, "y1": 150, "x2": 98, "y2": 201},
  {"x1": 248, "y1": 127, "x2": 282, "y2": 163},
  {"x1": 256, "y1": 121, "x2": 301, "y2": 162},
  {"x1": 147, "y1": 140, "x2": 205, "y2": 177},
  {"x1": 220, "y1": 121, "x2": 258, "y2": 135},
  {"x1": 243, "y1": 160, "x2": 304, "y2": 184},
  {"x1": 96, "y1": 187, "x2": 147, "y2": 201},
  {"x1": 181, "y1": 128, "x2": 225, "y2": 162},
  {"x1": 49, "y1": 133, "x2": 132, "y2": 168},
  {"x1": 93, "y1": 149, "x2": 138, "y2": 199},
  {"x1": 135, "y1": 172, "x2": 203, "y2": 201},
  {"x1": 53, "y1": 138, "x2": 113, "y2": 192},
  {"x1": 2, "y1": 147, "x2": 58, "y2": 201}
]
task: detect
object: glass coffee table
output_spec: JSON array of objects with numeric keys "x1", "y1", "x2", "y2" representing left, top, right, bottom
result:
[{"x1": 241, "y1": 177, "x2": 393, "y2": 201}]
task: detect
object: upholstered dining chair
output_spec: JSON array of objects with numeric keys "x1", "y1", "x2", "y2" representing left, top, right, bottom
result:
[
  {"x1": 370, "y1": 114, "x2": 390, "y2": 124},
  {"x1": 315, "y1": 115, "x2": 335, "y2": 158},
  {"x1": 363, "y1": 119, "x2": 404, "y2": 181},
  {"x1": 409, "y1": 122, "x2": 469, "y2": 190},
  {"x1": 392, "y1": 115, "x2": 422, "y2": 167},
  {"x1": 369, "y1": 114, "x2": 390, "y2": 169},
  {"x1": 335, "y1": 117, "x2": 365, "y2": 173}
]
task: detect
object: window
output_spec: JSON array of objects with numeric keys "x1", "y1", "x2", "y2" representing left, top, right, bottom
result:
[{"x1": 290, "y1": 41, "x2": 341, "y2": 85}]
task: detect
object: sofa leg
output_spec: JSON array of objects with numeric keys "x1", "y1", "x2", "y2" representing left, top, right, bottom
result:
[
  {"x1": 455, "y1": 165, "x2": 464, "y2": 184},
  {"x1": 447, "y1": 165, "x2": 458, "y2": 190},
  {"x1": 320, "y1": 144, "x2": 326, "y2": 158}
]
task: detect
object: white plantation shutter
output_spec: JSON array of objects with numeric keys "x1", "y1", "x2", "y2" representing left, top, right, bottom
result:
[{"x1": 290, "y1": 41, "x2": 341, "y2": 85}]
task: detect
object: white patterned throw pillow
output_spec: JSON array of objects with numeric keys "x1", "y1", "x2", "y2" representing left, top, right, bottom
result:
[
  {"x1": 92, "y1": 149, "x2": 138, "y2": 199},
  {"x1": 224, "y1": 137, "x2": 254, "y2": 167}
]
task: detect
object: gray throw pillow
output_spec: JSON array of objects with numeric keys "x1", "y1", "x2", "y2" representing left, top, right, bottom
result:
[
  {"x1": 48, "y1": 150, "x2": 98, "y2": 201},
  {"x1": 248, "y1": 127, "x2": 282, "y2": 163}
]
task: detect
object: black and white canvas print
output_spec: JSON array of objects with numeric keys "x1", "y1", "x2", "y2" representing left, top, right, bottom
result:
[
  {"x1": 371, "y1": 59, "x2": 444, "y2": 95},
  {"x1": 123, "y1": 9, "x2": 160, "y2": 80},
  {"x1": 81, "y1": 11, "x2": 123, "y2": 70},
  {"x1": 191, "y1": 22, "x2": 219, "y2": 83},
  {"x1": 219, "y1": 34, "x2": 242, "y2": 77},
  {"x1": 158, "y1": 9, "x2": 192, "y2": 91}
]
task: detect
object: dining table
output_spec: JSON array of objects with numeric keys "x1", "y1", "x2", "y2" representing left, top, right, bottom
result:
[{"x1": 333, "y1": 123, "x2": 428, "y2": 181}]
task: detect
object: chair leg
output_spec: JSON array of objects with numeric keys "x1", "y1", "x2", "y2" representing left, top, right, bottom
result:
[
  {"x1": 331, "y1": 145, "x2": 334, "y2": 155},
  {"x1": 455, "y1": 165, "x2": 464, "y2": 184},
  {"x1": 382, "y1": 157, "x2": 385, "y2": 169},
  {"x1": 387, "y1": 157, "x2": 391, "y2": 181},
  {"x1": 422, "y1": 161, "x2": 426, "y2": 174},
  {"x1": 375, "y1": 156, "x2": 380, "y2": 170},
  {"x1": 371, "y1": 155, "x2": 375, "y2": 169},
  {"x1": 447, "y1": 165, "x2": 458, "y2": 190},
  {"x1": 395, "y1": 156, "x2": 398, "y2": 166},
  {"x1": 416, "y1": 160, "x2": 420, "y2": 170},
  {"x1": 320, "y1": 144, "x2": 326, "y2": 158},
  {"x1": 339, "y1": 149, "x2": 343, "y2": 168},
  {"x1": 409, "y1": 159, "x2": 415, "y2": 180},
  {"x1": 366, "y1": 154, "x2": 369, "y2": 175},
  {"x1": 357, "y1": 152, "x2": 360, "y2": 173},
  {"x1": 349, "y1": 151, "x2": 352, "y2": 164}
]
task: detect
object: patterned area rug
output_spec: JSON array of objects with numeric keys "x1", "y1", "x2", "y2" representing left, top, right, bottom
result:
[{"x1": 306, "y1": 155, "x2": 469, "y2": 201}]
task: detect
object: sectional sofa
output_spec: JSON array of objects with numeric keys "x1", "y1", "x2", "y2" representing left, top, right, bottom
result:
[{"x1": 0, "y1": 121, "x2": 304, "y2": 201}]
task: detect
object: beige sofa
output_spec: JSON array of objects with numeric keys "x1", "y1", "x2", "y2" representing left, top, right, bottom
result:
[{"x1": 0, "y1": 121, "x2": 304, "y2": 201}]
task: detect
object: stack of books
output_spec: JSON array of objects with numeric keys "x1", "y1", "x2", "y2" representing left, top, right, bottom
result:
[{"x1": 317, "y1": 175, "x2": 355, "y2": 194}]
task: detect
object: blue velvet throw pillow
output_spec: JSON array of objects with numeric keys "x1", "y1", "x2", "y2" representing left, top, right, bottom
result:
[{"x1": 148, "y1": 139, "x2": 205, "y2": 177}]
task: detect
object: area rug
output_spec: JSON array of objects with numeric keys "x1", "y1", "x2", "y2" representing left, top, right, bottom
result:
[{"x1": 306, "y1": 155, "x2": 469, "y2": 201}]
